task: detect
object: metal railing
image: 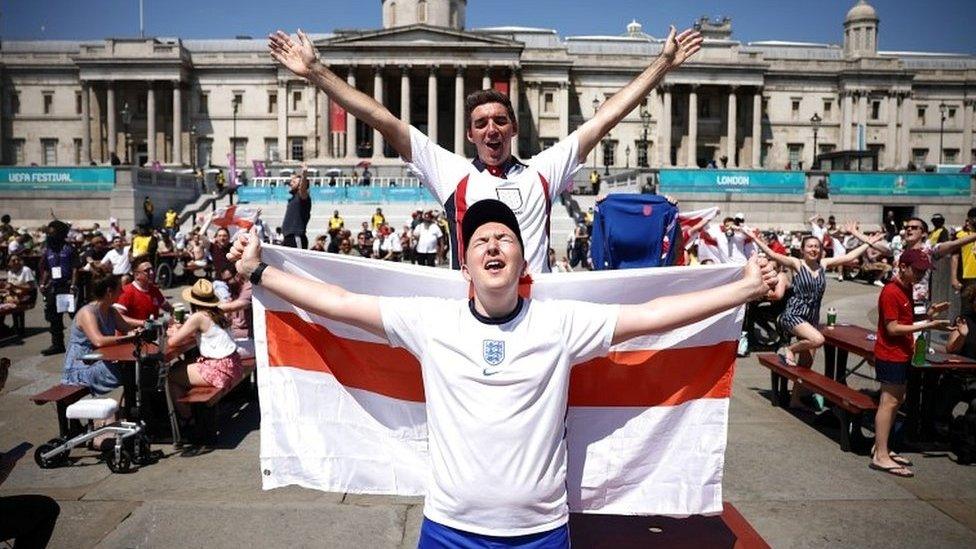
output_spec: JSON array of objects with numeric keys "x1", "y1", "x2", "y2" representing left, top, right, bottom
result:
[{"x1": 250, "y1": 176, "x2": 422, "y2": 188}]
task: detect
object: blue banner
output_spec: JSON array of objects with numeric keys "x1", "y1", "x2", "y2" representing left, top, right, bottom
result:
[
  {"x1": 828, "y1": 173, "x2": 971, "y2": 196},
  {"x1": 658, "y1": 169, "x2": 806, "y2": 194},
  {"x1": 235, "y1": 185, "x2": 436, "y2": 204},
  {"x1": 0, "y1": 167, "x2": 116, "y2": 191}
]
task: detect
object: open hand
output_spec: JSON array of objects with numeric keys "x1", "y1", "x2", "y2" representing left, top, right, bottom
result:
[
  {"x1": 928, "y1": 301, "x2": 949, "y2": 319},
  {"x1": 228, "y1": 227, "x2": 262, "y2": 276},
  {"x1": 660, "y1": 26, "x2": 703, "y2": 67},
  {"x1": 844, "y1": 220, "x2": 859, "y2": 234},
  {"x1": 268, "y1": 29, "x2": 318, "y2": 78},
  {"x1": 930, "y1": 319, "x2": 952, "y2": 331}
]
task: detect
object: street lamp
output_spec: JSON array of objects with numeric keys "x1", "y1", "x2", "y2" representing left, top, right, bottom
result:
[
  {"x1": 592, "y1": 97, "x2": 601, "y2": 172},
  {"x1": 625, "y1": 144, "x2": 631, "y2": 169},
  {"x1": 810, "y1": 112, "x2": 822, "y2": 169},
  {"x1": 939, "y1": 103, "x2": 947, "y2": 164},
  {"x1": 120, "y1": 101, "x2": 133, "y2": 164},
  {"x1": 190, "y1": 123, "x2": 197, "y2": 169},
  {"x1": 232, "y1": 97, "x2": 240, "y2": 162},
  {"x1": 602, "y1": 131, "x2": 612, "y2": 176},
  {"x1": 639, "y1": 107, "x2": 653, "y2": 168}
]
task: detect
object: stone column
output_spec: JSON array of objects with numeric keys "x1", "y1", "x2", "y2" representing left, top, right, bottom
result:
[
  {"x1": 308, "y1": 86, "x2": 319, "y2": 159},
  {"x1": 887, "y1": 93, "x2": 898, "y2": 168},
  {"x1": 900, "y1": 93, "x2": 913, "y2": 167},
  {"x1": 661, "y1": 85, "x2": 672, "y2": 167},
  {"x1": 841, "y1": 91, "x2": 853, "y2": 151},
  {"x1": 172, "y1": 83, "x2": 182, "y2": 165},
  {"x1": 509, "y1": 68, "x2": 520, "y2": 157},
  {"x1": 726, "y1": 86, "x2": 737, "y2": 168},
  {"x1": 964, "y1": 99, "x2": 974, "y2": 164},
  {"x1": 558, "y1": 82, "x2": 569, "y2": 139},
  {"x1": 81, "y1": 82, "x2": 91, "y2": 164},
  {"x1": 454, "y1": 66, "x2": 465, "y2": 155},
  {"x1": 107, "y1": 85, "x2": 117, "y2": 158},
  {"x1": 320, "y1": 90, "x2": 331, "y2": 158},
  {"x1": 373, "y1": 66, "x2": 385, "y2": 158},
  {"x1": 482, "y1": 68, "x2": 491, "y2": 90},
  {"x1": 428, "y1": 66, "x2": 439, "y2": 147},
  {"x1": 751, "y1": 90, "x2": 762, "y2": 168},
  {"x1": 277, "y1": 80, "x2": 288, "y2": 160},
  {"x1": 147, "y1": 84, "x2": 156, "y2": 163},
  {"x1": 400, "y1": 66, "x2": 411, "y2": 126},
  {"x1": 346, "y1": 70, "x2": 357, "y2": 159},
  {"x1": 687, "y1": 85, "x2": 698, "y2": 167},
  {"x1": 857, "y1": 92, "x2": 868, "y2": 150}
]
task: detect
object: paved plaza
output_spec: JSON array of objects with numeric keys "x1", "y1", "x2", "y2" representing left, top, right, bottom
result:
[{"x1": 2, "y1": 279, "x2": 975, "y2": 548}]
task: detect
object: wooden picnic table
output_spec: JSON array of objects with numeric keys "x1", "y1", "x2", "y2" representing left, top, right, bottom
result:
[{"x1": 84, "y1": 338, "x2": 196, "y2": 365}]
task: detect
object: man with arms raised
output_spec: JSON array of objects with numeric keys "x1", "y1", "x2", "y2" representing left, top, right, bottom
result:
[
  {"x1": 268, "y1": 26, "x2": 701, "y2": 271},
  {"x1": 229, "y1": 199, "x2": 776, "y2": 547}
]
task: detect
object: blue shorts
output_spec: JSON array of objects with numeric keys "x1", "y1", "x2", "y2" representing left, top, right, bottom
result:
[
  {"x1": 418, "y1": 517, "x2": 569, "y2": 549},
  {"x1": 875, "y1": 359, "x2": 909, "y2": 385}
]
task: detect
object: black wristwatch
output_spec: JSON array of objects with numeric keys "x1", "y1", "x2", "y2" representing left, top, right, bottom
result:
[{"x1": 249, "y1": 262, "x2": 269, "y2": 286}]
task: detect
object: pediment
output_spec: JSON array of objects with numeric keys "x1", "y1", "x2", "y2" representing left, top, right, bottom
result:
[{"x1": 322, "y1": 25, "x2": 521, "y2": 48}]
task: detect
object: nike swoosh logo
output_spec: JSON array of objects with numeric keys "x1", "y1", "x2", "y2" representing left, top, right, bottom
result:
[{"x1": 483, "y1": 369, "x2": 501, "y2": 376}]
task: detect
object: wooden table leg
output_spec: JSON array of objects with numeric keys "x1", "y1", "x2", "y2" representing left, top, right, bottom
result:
[{"x1": 824, "y1": 343, "x2": 837, "y2": 381}]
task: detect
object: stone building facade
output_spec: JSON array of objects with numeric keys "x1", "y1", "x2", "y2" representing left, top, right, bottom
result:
[{"x1": 1, "y1": 0, "x2": 973, "y2": 173}]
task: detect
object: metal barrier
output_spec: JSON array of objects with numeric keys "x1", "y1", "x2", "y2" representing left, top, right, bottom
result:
[
  {"x1": 236, "y1": 184, "x2": 437, "y2": 204},
  {"x1": 250, "y1": 176, "x2": 422, "y2": 188}
]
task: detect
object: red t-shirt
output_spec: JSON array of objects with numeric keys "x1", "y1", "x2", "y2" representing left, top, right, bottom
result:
[
  {"x1": 875, "y1": 280, "x2": 914, "y2": 362},
  {"x1": 116, "y1": 282, "x2": 166, "y2": 321}
]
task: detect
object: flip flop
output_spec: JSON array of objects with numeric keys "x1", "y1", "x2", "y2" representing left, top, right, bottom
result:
[
  {"x1": 776, "y1": 351, "x2": 797, "y2": 367},
  {"x1": 872, "y1": 446, "x2": 913, "y2": 467},
  {"x1": 869, "y1": 462, "x2": 914, "y2": 478}
]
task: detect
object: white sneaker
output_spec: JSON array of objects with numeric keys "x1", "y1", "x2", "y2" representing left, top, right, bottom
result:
[{"x1": 873, "y1": 280, "x2": 885, "y2": 287}]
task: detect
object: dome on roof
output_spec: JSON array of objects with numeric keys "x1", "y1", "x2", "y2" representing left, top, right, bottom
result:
[
  {"x1": 626, "y1": 19, "x2": 642, "y2": 37},
  {"x1": 845, "y1": 1, "x2": 878, "y2": 23}
]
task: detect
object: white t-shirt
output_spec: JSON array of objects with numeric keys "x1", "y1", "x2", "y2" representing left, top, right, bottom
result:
[
  {"x1": 702, "y1": 227, "x2": 755, "y2": 264},
  {"x1": 413, "y1": 222, "x2": 443, "y2": 254},
  {"x1": 373, "y1": 235, "x2": 402, "y2": 257},
  {"x1": 810, "y1": 223, "x2": 827, "y2": 242},
  {"x1": 7, "y1": 265, "x2": 35, "y2": 286},
  {"x1": 100, "y1": 247, "x2": 132, "y2": 275},
  {"x1": 406, "y1": 126, "x2": 581, "y2": 273},
  {"x1": 381, "y1": 296, "x2": 618, "y2": 536}
]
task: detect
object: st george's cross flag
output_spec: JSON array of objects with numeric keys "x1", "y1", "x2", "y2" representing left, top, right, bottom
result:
[{"x1": 253, "y1": 245, "x2": 744, "y2": 517}]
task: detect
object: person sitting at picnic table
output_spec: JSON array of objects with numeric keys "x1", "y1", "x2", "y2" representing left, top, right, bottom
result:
[
  {"x1": 166, "y1": 279, "x2": 245, "y2": 421},
  {"x1": 745, "y1": 223, "x2": 883, "y2": 406},
  {"x1": 115, "y1": 258, "x2": 173, "y2": 323},
  {"x1": 1, "y1": 254, "x2": 37, "y2": 335},
  {"x1": 61, "y1": 274, "x2": 143, "y2": 395},
  {"x1": 872, "y1": 249, "x2": 950, "y2": 477}
]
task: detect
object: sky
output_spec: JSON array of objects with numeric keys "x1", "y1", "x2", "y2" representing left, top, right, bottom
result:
[{"x1": 2, "y1": 0, "x2": 974, "y2": 54}]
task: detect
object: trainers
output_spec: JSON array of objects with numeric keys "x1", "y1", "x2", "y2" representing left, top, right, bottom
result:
[
  {"x1": 40, "y1": 345, "x2": 66, "y2": 356},
  {"x1": 873, "y1": 280, "x2": 885, "y2": 287}
]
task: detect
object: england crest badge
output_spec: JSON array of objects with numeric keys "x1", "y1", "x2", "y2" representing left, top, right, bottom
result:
[
  {"x1": 495, "y1": 188, "x2": 524, "y2": 212},
  {"x1": 482, "y1": 339, "x2": 505, "y2": 369}
]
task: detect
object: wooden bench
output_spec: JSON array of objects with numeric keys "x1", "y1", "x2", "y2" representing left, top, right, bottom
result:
[
  {"x1": 757, "y1": 353, "x2": 878, "y2": 452},
  {"x1": 30, "y1": 384, "x2": 91, "y2": 439},
  {"x1": 176, "y1": 357, "x2": 256, "y2": 444}
]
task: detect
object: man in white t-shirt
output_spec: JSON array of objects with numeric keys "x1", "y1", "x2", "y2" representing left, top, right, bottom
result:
[
  {"x1": 229, "y1": 199, "x2": 777, "y2": 546},
  {"x1": 268, "y1": 25, "x2": 702, "y2": 272},
  {"x1": 99, "y1": 236, "x2": 132, "y2": 276},
  {"x1": 413, "y1": 213, "x2": 443, "y2": 267}
]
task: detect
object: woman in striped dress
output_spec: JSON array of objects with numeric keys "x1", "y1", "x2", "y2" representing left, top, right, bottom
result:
[{"x1": 747, "y1": 223, "x2": 883, "y2": 395}]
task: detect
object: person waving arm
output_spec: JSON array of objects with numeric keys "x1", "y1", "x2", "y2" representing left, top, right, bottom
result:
[{"x1": 742, "y1": 228, "x2": 801, "y2": 271}]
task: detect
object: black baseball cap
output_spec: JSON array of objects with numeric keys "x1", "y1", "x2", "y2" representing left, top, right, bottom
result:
[{"x1": 461, "y1": 199, "x2": 523, "y2": 257}]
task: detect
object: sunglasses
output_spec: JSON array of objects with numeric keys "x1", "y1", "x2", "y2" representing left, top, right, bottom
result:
[{"x1": 904, "y1": 225, "x2": 925, "y2": 231}]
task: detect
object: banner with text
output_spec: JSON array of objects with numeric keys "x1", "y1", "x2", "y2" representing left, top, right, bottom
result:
[
  {"x1": 658, "y1": 170, "x2": 806, "y2": 194},
  {"x1": 0, "y1": 167, "x2": 116, "y2": 191}
]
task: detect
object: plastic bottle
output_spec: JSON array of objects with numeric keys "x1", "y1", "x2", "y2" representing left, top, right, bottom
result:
[{"x1": 911, "y1": 330, "x2": 928, "y2": 367}]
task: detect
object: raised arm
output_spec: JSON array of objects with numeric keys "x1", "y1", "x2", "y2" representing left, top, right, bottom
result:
[
  {"x1": 822, "y1": 232, "x2": 884, "y2": 269},
  {"x1": 743, "y1": 228, "x2": 799, "y2": 271},
  {"x1": 269, "y1": 30, "x2": 411, "y2": 161},
  {"x1": 845, "y1": 220, "x2": 890, "y2": 254},
  {"x1": 613, "y1": 254, "x2": 777, "y2": 345},
  {"x1": 576, "y1": 26, "x2": 701, "y2": 163},
  {"x1": 932, "y1": 230, "x2": 976, "y2": 260},
  {"x1": 229, "y1": 227, "x2": 385, "y2": 340}
]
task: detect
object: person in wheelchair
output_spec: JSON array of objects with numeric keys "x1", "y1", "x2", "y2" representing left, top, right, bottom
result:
[{"x1": 61, "y1": 274, "x2": 143, "y2": 395}]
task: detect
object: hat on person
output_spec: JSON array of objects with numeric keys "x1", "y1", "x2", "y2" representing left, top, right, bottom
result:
[
  {"x1": 734, "y1": 212, "x2": 745, "y2": 221},
  {"x1": 931, "y1": 213, "x2": 945, "y2": 221},
  {"x1": 898, "y1": 248, "x2": 933, "y2": 272},
  {"x1": 181, "y1": 279, "x2": 221, "y2": 308},
  {"x1": 461, "y1": 199, "x2": 524, "y2": 256}
]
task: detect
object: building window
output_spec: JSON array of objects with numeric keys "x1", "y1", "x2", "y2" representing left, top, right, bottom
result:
[
  {"x1": 417, "y1": 0, "x2": 427, "y2": 23},
  {"x1": 602, "y1": 140, "x2": 617, "y2": 167},
  {"x1": 944, "y1": 149, "x2": 959, "y2": 163},
  {"x1": 916, "y1": 106, "x2": 926, "y2": 125},
  {"x1": 199, "y1": 92, "x2": 209, "y2": 114},
  {"x1": 9, "y1": 92, "x2": 20, "y2": 115},
  {"x1": 43, "y1": 92, "x2": 54, "y2": 115},
  {"x1": 543, "y1": 92, "x2": 554, "y2": 113},
  {"x1": 291, "y1": 91, "x2": 302, "y2": 112},
  {"x1": 290, "y1": 137, "x2": 305, "y2": 161},
  {"x1": 699, "y1": 97, "x2": 712, "y2": 118},
  {"x1": 871, "y1": 100, "x2": 880, "y2": 120},
  {"x1": 788, "y1": 143, "x2": 803, "y2": 170},
  {"x1": 819, "y1": 143, "x2": 836, "y2": 155},
  {"x1": 231, "y1": 138, "x2": 247, "y2": 161},
  {"x1": 912, "y1": 148, "x2": 928, "y2": 166},
  {"x1": 635, "y1": 140, "x2": 649, "y2": 168},
  {"x1": 41, "y1": 139, "x2": 58, "y2": 165},
  {"x1": 12, "y1": 139, "x2": 25, "y2": 164},
  {"x1": 197, "y1": 138, "x2": 213, "y2": 167},
  {"x1": 74, "y1": 138, "x2": 83, "y2": 165},
  {"x1": 389, "y1": 1, "x2": 397, "y2": 26},
  {"x1": 791, "y1": 99, "x2": 801, "y2": 119},
  {"x1": 265, "y1": 138, "x2": 279, "y2": 161},
  {"x1": 75, "y1": 92, "x2": 83, "y2": 115},
  {"x1": 948, "y1": 107, "x2": 957, "y2": 121},
  {"x1": 449, "y1": 1, "x2": 458, "y2": 27},
  {"x1": 268, "y1": 92, "x2": 278, "y2": 114},
  {"x1": 823, "y1": 100, "x2": 832, "y2": 118}
]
